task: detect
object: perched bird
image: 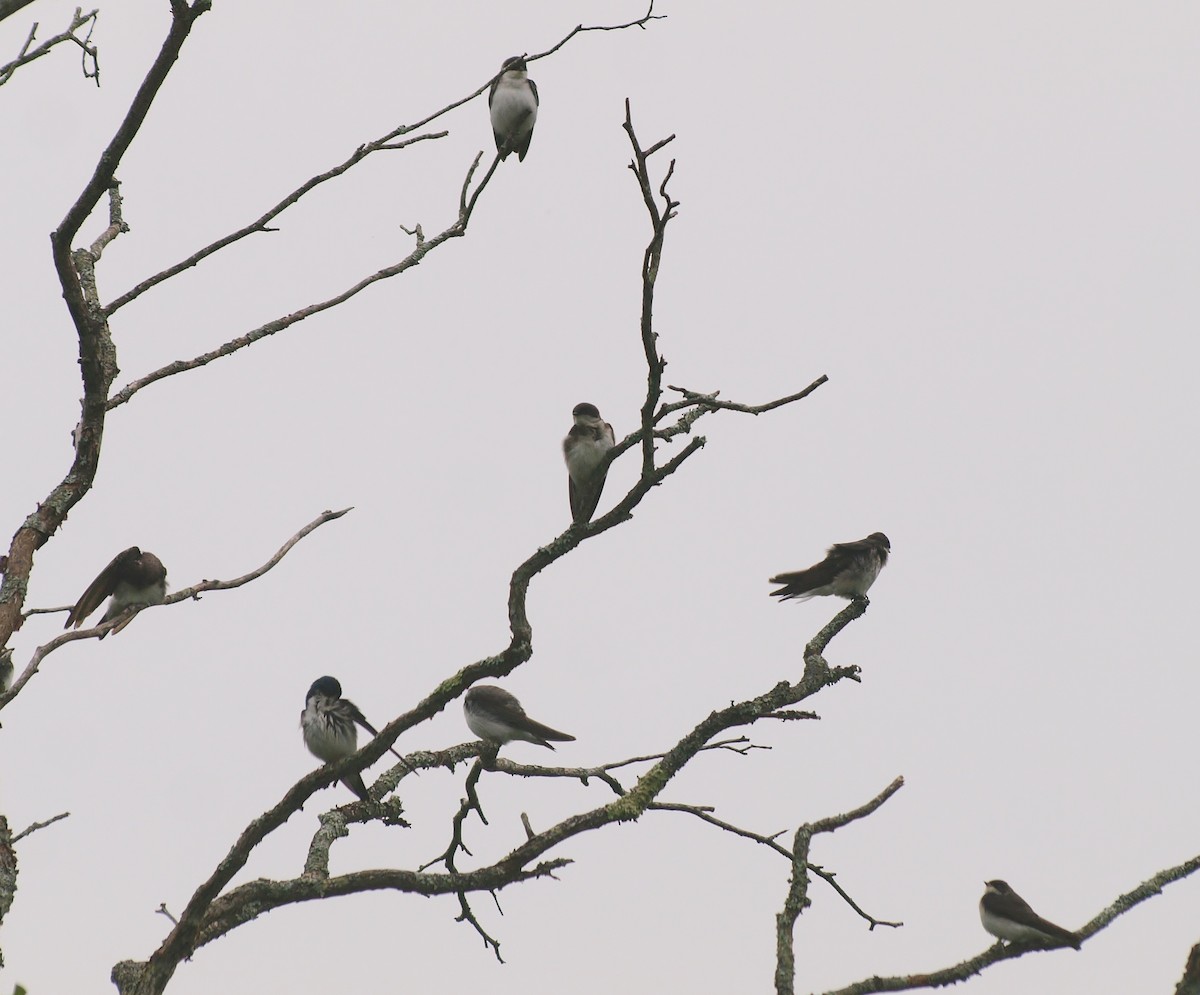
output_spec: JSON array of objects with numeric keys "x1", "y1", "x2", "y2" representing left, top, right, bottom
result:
[
  {"x1": 562, "y1": 402, "x2": 615, "y2": 525},
  {"x1": 489, "y1": 55, "x2": 539, "y2": 161},
  {"x1": 979, "y1": 880, "x2": 1081, "y2": 950},
  {"x1": 64, "y1": 547, "x2": 167, "y2": 637},
  {"x1": 300, "y1": 676, "x2": 413, "y2": 801},
  {"x1": 769, "y1": 532, "x2": 890, "y2": 602},
  {"x1": 464, "y1": 684, "x2": 575, "y2": 751}
]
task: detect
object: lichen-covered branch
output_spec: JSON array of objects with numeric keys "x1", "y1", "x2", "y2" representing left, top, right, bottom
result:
[
  {"x1": 0, "y1": 815, "x2": 14, "y2": 968},
  {"x1": 1176, "y1": 942, "x2": 1200, "y2": 995},
  {"x1": 817, "y1": 852, "x2": 1200, "y2": 995}
]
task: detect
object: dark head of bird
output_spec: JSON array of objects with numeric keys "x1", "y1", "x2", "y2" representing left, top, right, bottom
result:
[{"x1": 306, "y1": 676, "x2": 342, "y2": 701}]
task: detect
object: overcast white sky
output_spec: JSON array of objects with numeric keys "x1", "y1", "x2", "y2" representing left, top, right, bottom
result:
[{"x1": 2, "y1": 2, "x2": 1198, "y2": 993}]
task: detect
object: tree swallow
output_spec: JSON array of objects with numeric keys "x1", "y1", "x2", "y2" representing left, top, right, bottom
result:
[
  {"x1": 979, "y1": 880, "x2": 1081, "y2": 950},
  {"x1": 64, "y1": 547, "x2": 167, "y2": 636},
  {"x1": 769, "y1": 532, "x2": 890, "y2": 602},
  {"x1": 489, "y1": 55, "x2": 539, "y2": 162},
  {"x1": 562, "y1": 402, "x2": 615, "y2": 525},
  {"x1": 464, "y1": 684, "x2": 575, "y2": 751},
  {"x1": 300, "y1": 676, "x2": 412, "y2": 800}
]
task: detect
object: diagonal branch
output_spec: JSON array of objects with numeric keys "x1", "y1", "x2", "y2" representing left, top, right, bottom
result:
[
  {"x1": 0, "y1": 2, "x2": 208, "y2": 656},
  {"x1": 103, "y1": 129, "x2": 447, "y2": 317},
  {"x1": 817, "y1": 852, "x2": 1200, "y2": 995},
  {"x1": 11, "y1": 811, "x2": 71, "y2": 843},
  {"x1": 103, "y1": 4, "x2": 663, "y2": 319},
  {"x1": 0, "y1": 509, "x2": 349, "y2": 713}
]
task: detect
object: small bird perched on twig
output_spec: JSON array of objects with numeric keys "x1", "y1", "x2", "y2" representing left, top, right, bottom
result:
[
  {"x1": 489, "y1": 55, "x2": 539, "y2": 162},
  {"x1": 562, "y1": 402, "x2": 615, "y2": 524},
  {"x1": 64, "y1": 546, "x2": 168, "y2": 637},
  {"x1": 769, "y1": 532, "x2": 890, "y2": 602},
  {"x1": 464, "y1": 684, "x2": 575, "y2": 751},
  {"x1": 979, "y1": 879, "x2": 1081, "y2": 950},
  {"x1": 300, "y1": 676, "x2": 414, "y2": 800}
]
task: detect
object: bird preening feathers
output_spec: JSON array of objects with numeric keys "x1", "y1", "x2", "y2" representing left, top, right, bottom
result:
[
  {"x1": 489, "y1": 55, "x2": 539, "y2": 162},
  {"x1": 562, "y1": 402, "x2": 615, "y2": 525},
  {"x1": 769, "y1": 532, "x2": 890, "y2": 602},
  {"x1": 300, "y1": 676, "x2": 413, "y2": 800},
  {"x1": 64, "y1": 547, "x2": 167, "y2": 637},
  {"x1": 464, "y1": 684, "x2": 575, "y2": 751},
  {"x1": 979, "y1": 879, "x2": 1081, "y2": 950}
]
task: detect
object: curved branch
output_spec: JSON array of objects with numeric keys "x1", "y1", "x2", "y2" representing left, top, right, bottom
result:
[
  {"x1": 0, "y1": 509, "x2": 350, "y2": 713},
  {"x1": 0, "y1": 1, "x2": 208, "y2": 653}
]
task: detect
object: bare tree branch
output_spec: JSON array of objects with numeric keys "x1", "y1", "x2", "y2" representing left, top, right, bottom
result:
[
  {"x1": 0, "y1": 816, "x2": 14, "y2": 967},
  {"x1": 11, "y1": 811, "x2": 70, "y2": 843},
  {"x1": 0, "y1": 0, "x2": 209, "y2": 656},
  {"x1": 775, "y1": 778, "x2": 906, "y2": 994},
  {"x1": 0, "y1": 7, "x2": 98, "y2": 87},
  {"x1": 622, "y1": 98, "x2": 677, "y2": 476},
  {"x1": 106, "y1": 107, "x2": 837, "y2": 995},
  {"x1": 0, "y1": 509, "x2": 350, "y2": 713},
  {"x1": 102, "y1": 4, "x2": 664, "y2": 321},
  {"x1": 101, "y1": 128, "x2": 448, "y2": 317},
  {"x1": 660, "y1": 377, "x2": 830, "y2": 421},
  {"x1": 817, "y1": 852, "x2": 1200, "y2": 995}
]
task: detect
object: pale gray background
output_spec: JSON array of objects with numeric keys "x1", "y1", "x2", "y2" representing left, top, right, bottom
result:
[{"x1": 2, "y1": 1, "x2": 1197, "y2": 993}]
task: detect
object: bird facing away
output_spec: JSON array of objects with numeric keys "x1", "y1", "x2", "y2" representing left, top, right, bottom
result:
[
  {"x1": 979, "y1": 880, "x2": 1081, "y2": 950},
  {"x1": 64, "y1": 547, "x2": 167, "y2": 637},
  {"x1": 562, "y1": 402, "x2": 615, "y2": 525},
  {"x1": 489, "y1": 55, "x2": 539, "y2": 161},
  {"x1": 300, "y1": 676, "x2": 413, "y2": 801},
  {"x1": 769, "y1": 532, "x2": 890, "y2": 602},
  {"x1": 464, "y1": 684, "x2": 575, "y2": 751}
]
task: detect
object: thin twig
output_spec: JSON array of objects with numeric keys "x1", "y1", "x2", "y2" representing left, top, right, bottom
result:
[
  {"x1": 103, "y1": 6, "x2": 663, "y2": 319},
  {"x1": 12, "y1": 812, "x2": 70, "y2": 843},
  {"x1": 0, "y1": 509, "x2": 350, "y2": 712},
  {"x1": 0, "y1": 7, "x2": 98, "y2": 87}
]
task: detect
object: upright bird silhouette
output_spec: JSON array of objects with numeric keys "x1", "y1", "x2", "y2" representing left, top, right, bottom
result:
[
  {"x1": 562, "y1": 402, "x2": 615, "y2": 524},
  {"x1": 489, "y1": 55, "x2": 539, "y2": 162}
]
